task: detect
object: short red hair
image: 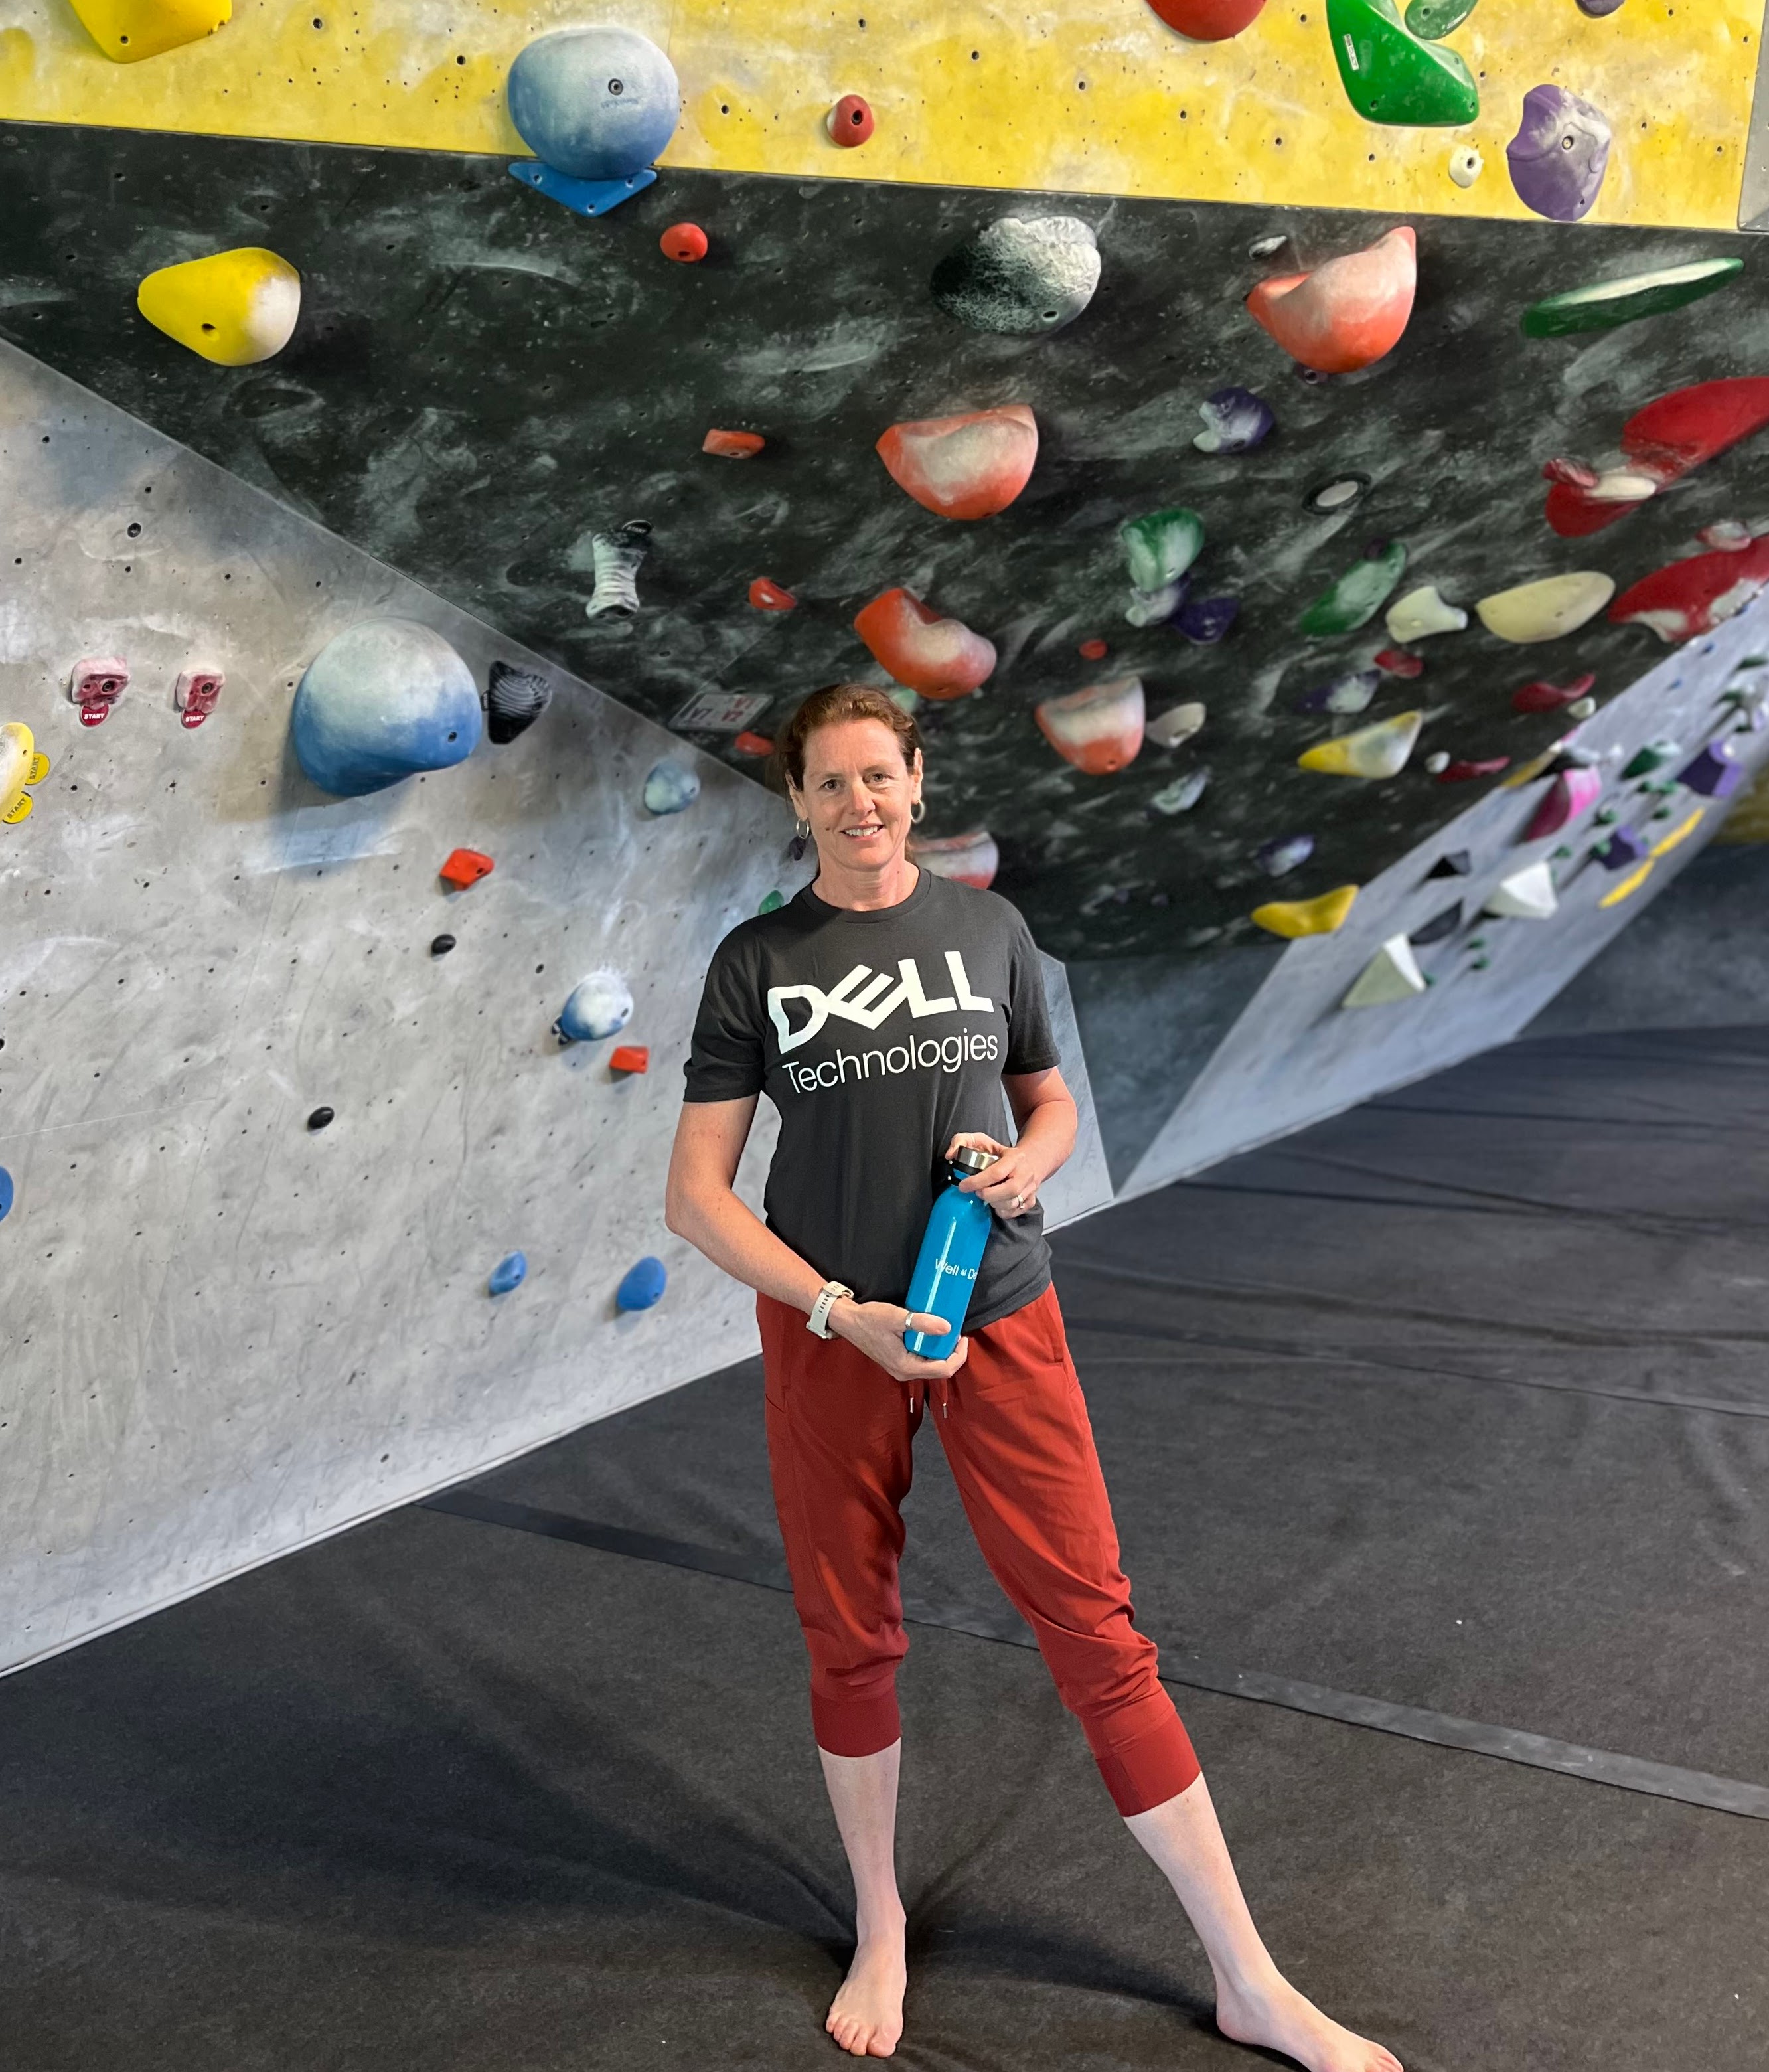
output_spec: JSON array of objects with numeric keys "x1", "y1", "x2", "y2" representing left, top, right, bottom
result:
[{"x1": 771, "y1": 682, "x2": 923, "y2": 793}]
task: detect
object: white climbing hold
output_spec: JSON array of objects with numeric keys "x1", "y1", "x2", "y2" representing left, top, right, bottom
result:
[
  {"x1": 1146, "y1": 700, "x2": 1207, "y2": 750},
  {"x1": 1567, "y1": 695, "x2": 1597, "y2": 719},
  {"x1": 1424, "y1": 750, "x2": 1450, "y2": 774},
  {"x1": 1342, "y1": 933, "x2": 1427, "y2": 1009},
  {"x1": 1150, "y1": 767, "x2": 1209, "y2": 815},
  {"x1": 1448, "y1": 145, "x2": 1484, "y2": 189},
  {"x1": 1476, "y1": 572, "x2": 1616, "y2": 644},
  {"x1": 1484, "y1": 860, "x2": 1559, "y2": 920},
  {"x1": 1385, "y1": 585, "x2": 1468, "y2": 643}
]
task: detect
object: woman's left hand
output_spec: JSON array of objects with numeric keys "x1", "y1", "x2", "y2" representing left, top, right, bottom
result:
[{"x1": 945, "y1": 1131, "x2": 1041, "y2": 1218}]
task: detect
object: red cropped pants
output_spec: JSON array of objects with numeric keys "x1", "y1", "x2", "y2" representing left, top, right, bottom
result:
[{"x1": 758, "y1": 1282, "x2": 1200, "y2": 1818}]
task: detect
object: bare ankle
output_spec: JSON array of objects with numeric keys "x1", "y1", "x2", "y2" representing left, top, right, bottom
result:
[{"x1": 854, "y1": 1904, "x2": 907, "y2": 1947}]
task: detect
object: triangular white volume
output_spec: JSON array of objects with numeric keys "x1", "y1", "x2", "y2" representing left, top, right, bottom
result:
[
  {"x1": 1341, "y1": 933, "x2": 1427, "y2": 1009},
  {"x1": 1484, "y1": 860, "x2": 1559, "y2": 920}
]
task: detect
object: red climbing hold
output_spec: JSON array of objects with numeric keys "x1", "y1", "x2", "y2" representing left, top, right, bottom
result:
[
  {"x1": 1435, "y1": 757, "x2": 1511, "y2": 783},
  {"x1": 1373, "y1": 647, "x2": 1423, "y2": 678},
  {"x1": 827, "y1": 94, "x2": 874, "y2": 146},
  {"x1": 1609, "y1": 534, "x2": 1769, "y2": 643},
  {"x1": 1144, "y1": 0, "x2": 1267, "y2": 37},
  {"x1": 439, "y1": 848, "x2": 495, "y2": 889},
  {"x1": 1078, "y1": 637, "x2": 1110, "y2": 660},
  {"x1": 732, "y1": 730, "x2": 775, "y2": 757},
  {"x1": 853, "y1": 588, "x2": 997, "y2": 698},
  {"x1": 1523, "y1": 765, "x2": 1602, "y2": 840},
  {"x1": 876, "y1": 404, "x2": 1038, "y2": 520},
  {"x1": 661, "y1": 222, "x2": 708, "y2": 264},
  {"x1": 1544, "y1": 378, "x2": 1769, "y2": 538},
  {"x1": 702, "y1": 429, "x2": 765, "y2": 458},
  {"x1": 748, "y1": 578, "x2": 797, "y2": 611},
  {"x1": 609, "y1": 1045, "x2": 650, "y2": 1074},
  {"x1": 1246, "y1": 227, "x2": 1417, "y2": 376},
  {"x1": 1511, "y1": 673, "x2": 1596, "y2": 714}
]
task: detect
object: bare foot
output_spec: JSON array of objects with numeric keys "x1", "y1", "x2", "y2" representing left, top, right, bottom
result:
[
  {"x1": 825, "y1": 1926, "x2": 907, "y2": 2059},
  {"x1": 1216, "y1": 1970, "x2": 1402, "y2": 2072}
]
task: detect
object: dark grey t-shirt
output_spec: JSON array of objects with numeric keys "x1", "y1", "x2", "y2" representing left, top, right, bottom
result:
[{"x1": 682, "y1": 870, "x2": 1060, "y2": 1330}]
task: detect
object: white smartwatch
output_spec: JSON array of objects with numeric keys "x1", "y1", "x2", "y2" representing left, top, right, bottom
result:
[{"x1": 807, "y1": 1280, "x2": 853, "y2": 1339}]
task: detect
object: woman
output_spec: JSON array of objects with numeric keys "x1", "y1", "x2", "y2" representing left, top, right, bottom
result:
[{"x1": 665, "y1": 684, "x2": 1401, "y2": 2072}]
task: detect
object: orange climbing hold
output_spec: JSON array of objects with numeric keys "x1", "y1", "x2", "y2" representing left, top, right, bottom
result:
[
  {"x1": 661, "y1": 223, "x2": 708, "y2": 263},
  {"x1": 439, "y1": 848, "x2": 495, "y2": 889},
  {"x1": 733, "y1": 730, "x2": 775, "y2": 757},
  {"x1": 703, "y1": 429, "x2": 765, "y2": 458},
  {"x1": 853, "y1": 588, "x2": 997, "y2": 698},
  {"x1": 827, "y1": 94, "x2": 875, "y2": 146},
  {"x1": 1145, "y1": 0, "x2": 1267, "y2": 37},
  {"x1": 1246, "y1": 226, "x2": 1417, "y2": 376},
  {"x1": 749, "y1": 577, "x2": 797, "y2": 611},
  {"x1": 1078, "y1": 637, "x2": 1109, "y2": 660},
  {"x1": 609, "y1": 1045, "x2": 650, "y2": 1074},
  {"x1": 876, "y1": 404, "x2": 1038, "y2": 521}
]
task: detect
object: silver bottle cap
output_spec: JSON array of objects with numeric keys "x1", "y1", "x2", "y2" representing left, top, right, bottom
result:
[{"x1": 951, "y1": 1145, "x2": 998, "y2": 1175}]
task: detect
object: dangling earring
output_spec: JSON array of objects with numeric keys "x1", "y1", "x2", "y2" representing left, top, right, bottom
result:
[
  {"x1": 910, "y1": 799, "x2": 926, "y2": 824},
  {"x1": 789, "y1": 815, "x2": 811, "y2": 863}
]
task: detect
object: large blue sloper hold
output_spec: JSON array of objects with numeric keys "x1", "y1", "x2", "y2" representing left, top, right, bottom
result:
[
  {"x1": 507, "y1": 26, "x2": 680, "y2": 185},
  {"x1": 291, "y1": 619, "x2": 481, "y2": 797},
  {"x1": 617, "y1": 1256, "x2": 668, "y2": 1311},
  {"x1": 0, "y1": 1164, "x2": 13, "y2": 1224}
]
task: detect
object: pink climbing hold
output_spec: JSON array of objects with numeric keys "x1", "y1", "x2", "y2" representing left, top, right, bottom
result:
[
  {"x1": 1523, "y1": 765, "x2": 1602, "y2": 840},
  {"x1": 1245, "y1": 226, "x2": 1417, "y2": 376},
  {"x1": 1512, "y1": 673, "x2": 1596, "y2": 714},
  {"x1": 875, "y1": 404, "x2": 1038, "y2": 520},
  {"x1": 748, "y1": 577, "x2": 797, "y2": 611},
  {"x1": 1035, "y1": 677, "x2": 1146, "y2": 775},
  {"x1": 827, "y1": 94, "x2": 874, "y2": 146},
  {"x1": 1544, "y1": 378, "x2": 1769, "y2": 538},
  {"x1": 1609, "y1": 534, "x2": 1769, "y2": 643},
  {"x1": 1144, "y1": 0, "x2": 1267, "y2": 37},
  {"x1": 68, "y1": 655, "x2": 129, "y2": 727},
  {"x1": 661, "y1": 223, "x2": 708, "y2": 264},
  {"x1": 1435, "y1": 757, "x2": 1511, "y2": 783},
  {"x1": 175, "y1": 667, "x2": 224, "y2": 729},
  {"x1": 852, "y1": 587, "x2": 997, "y2": 698},
  {"x1": 703, "y1": 428, "x2": 765, "y2": 458}
]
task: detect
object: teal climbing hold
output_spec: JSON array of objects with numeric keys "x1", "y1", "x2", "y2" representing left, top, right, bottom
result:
[
  {"x1": 758, "y1": 888, "x2": 786, "y2": 915},
  {"x1": 1300, "y1": 540, "x2": 1409, "y2": 635},
  {"x1": 1326, "y1": 0, "x2": 1480, "y2": 126},
  {"x1": 1121, "y1": 507, "x2": 1205, "y2": 596}
]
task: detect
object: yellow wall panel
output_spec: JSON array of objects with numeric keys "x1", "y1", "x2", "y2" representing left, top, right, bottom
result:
[{"x1": 0, "y1": 0, "x2": 1761, "y2": 229}]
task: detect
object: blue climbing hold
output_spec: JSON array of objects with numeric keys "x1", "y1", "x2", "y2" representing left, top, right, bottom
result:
[
  {"x1": 644, "y1": 761, "x2": 701, "y2": 815},
  {"x1": 291, "y1": 619, "x2": 481, "y2": 798},
  {"x1": 617, "y1": 1255, "x2": 668, "y2": 1311},
  {"x1": 506, "y1": 162, "x2": 658, "y2": 218},
  {"x1": 489, "y1": 1251, "x2": 528, "y2": 1297},
  {"x1": 554, "y1": 971, "x2": 635, "y2": 1044},
  {"x1": 507, "y1": 27, "x2": 679, "y2": 185},
  {"x1": 0, "y1": 1164, "x2": 12, "y2": 1224}
]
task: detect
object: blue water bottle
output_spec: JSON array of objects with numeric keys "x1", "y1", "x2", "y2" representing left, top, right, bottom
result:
[{"x1": 903, "y1": 1145, "x2": 998, "y2": 1360}]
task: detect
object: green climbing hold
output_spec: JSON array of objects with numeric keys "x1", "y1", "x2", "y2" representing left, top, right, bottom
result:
[
  {"x1": 1299, "y1": 539, "x2": 1409, "y2": 636},
  {"x1": 1404, "y1": 0, "x2": 1478, "y2": 35},
  {"x1": 1326, "y1": 0, "x2": 1480, "y2": 126},
  {"x1": 1121, "y1": 507, "x2": 1205, "y2": 596},
  {"x1": 1622, "y1": 739, "x2": 1678, "y2": 779},
  {"x1": 758, "y1": 888, "x2": 786, "y2": 914},
  {"x1": 1521, "y1": 258, "x2": 1744, "y2": 339}
]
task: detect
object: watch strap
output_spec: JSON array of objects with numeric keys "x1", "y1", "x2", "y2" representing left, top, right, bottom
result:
[{"x1": 807, "y1": 1280, "x2": 853, "y2": 1339}]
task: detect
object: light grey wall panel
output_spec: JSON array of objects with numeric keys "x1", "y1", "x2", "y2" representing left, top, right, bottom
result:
[{"x1": 1032, "y1": 951, "x2": 1113, "y2": 1232}]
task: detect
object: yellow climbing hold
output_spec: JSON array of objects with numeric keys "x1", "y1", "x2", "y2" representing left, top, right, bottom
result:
[
  {"x1": 1650, "y1": 805, "x2": 1706, "y2": 858},
  {"x1": 1251, "y1": 884, "x2": 1360, "y2": 938},
  {"x1": 68, "y1": 0, "x2": 229, "y2": 64},
  {"x1": 1475, "y1": 572, "x2": 1615, "y2": 644},
  {"x1": 1297, "y1": 711, "x2": 1423, "y2": 779},
  {"x1": 0, "y1": 722, "x2": 50, "y2": 825},
  {"x1": 136, "y1": 248, "x2": 301, "y2": 366},
  {"x1": 1598, "y1": 860, "x2": 1654, "y2": 908}
]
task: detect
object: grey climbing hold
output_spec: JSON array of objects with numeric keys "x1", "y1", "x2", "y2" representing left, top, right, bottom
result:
[
  {"x1": 485, "y1": 661, "x2": 552, "y2": 744},
  {"x1": 1146, "y1": 701, "x2": 1206, "y2": 749},
  {"x1": 586, "y1": 521, "x2": 652, "y2": 618},
  {"x1": 644, "y1": 762, "x2": 701, "y2": 815},
  {"x1": 930, "y1": 215, "x2": 1101, "y2": 335}
]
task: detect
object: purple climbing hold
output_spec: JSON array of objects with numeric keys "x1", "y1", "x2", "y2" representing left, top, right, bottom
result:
[
  {"x1": 1193, "y1": 387, "x2": 1274, "y2": 455},
  {"x1": 1298, "y1": 668, "x2": 1379, "y2": 715},
  {"x1": 1595, "y1": 826, "x2": 1647, "y2": 870},
  {"x1": 1175, "y1": 595, "x2": 1240, "y2": 645},
  {"x1": 1678, "y1": 738, "x2": 1745, "y2": 799},
  {"x1": 1507, "y1": 84, "x2": 1612, "y2": 222}
]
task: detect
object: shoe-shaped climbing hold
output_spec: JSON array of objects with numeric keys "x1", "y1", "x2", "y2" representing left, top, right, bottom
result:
[
  {"x1": 1512, "y1": 672, "x2": 1596, "y2": 714},
  {"x1": 439, "y1": 848, "x2": 495, "y2": 890},
  {"x1": 1194, "y1": 388, "x2": 1274, "y2": 455},
  {"x1": 68, "y1": 0, "x2": 228, "y2": 64},
  {"x1": 1250, "y1": 884, "x2": 1360, "y2": 937},
  {"x1": 1678, "y1": 739, "x2": 1746, "y2": 799},
  {"x1": 1325, "y1": 1, "x2": 1479, "y2": 125},
  {"x1": 1484, "y1": 860, "x2": 1558, "y2": 919},
  {"x1": 1447, "y1": 144, "x2": 1484, "y2": 188},
  {"x1": 508, "y1": 27, "x2": 679, "y2": 183},
  {"x1": 609, "y1": 1044, "x2": 651, "y2": 1074},
  {"x1": 661, "y1": 222, "x2": 708, "y2": 263},
  {"x1": 644, "y1": 762, "x2": 701, "y2": 815},
  {"x1": 484, "y1": 661, "x2": 552, "y2": 745},
  {"x1": 1524, "y1": 765, "x2": 1602, "y2": 840},
  {"x1": 876, "y1": 404, "x2": 1038, "y2": 520},
  {"x1": 489, "y1": 1253, "x2": 528, "y2": 1297},
  {"x1": 137, "y1": 248, "x2": 300, "y2": 366},
  {"x1": 1122, "y1": 507, "x2": 1206, "y2": 599},
  {"x1": 293, "y1": 619, "x2": 481, "y2": 797},
  {"x1": 1523, "y1": 258, "x2": 1742, "y2": 341},
  {"x1": 555, "y1": 971, "x2": 634, "y2": 1044},
  {"x1": 703, "y1": 428, "x2": 765, "y2": 458},
  {"x1": 909, "y1": 829, "x2": 1000, "y2": 890},
  {"x1": 1297, "y1": 668, "x2": 1379, "y2": 715},
  {"x1": 749, "y1": 578, "x2": 797, "y2": 611},
  {"x1": 931, "y1": 216, "x2": 1100, "y2": 335},
  {"x1": 1247, "y1": 225, "x2": 1417, "y2": 374},
  {"x1": 827, "y1": 94, "x2": 874, "y2": 146},
  {"x1": 1609, "y1": 537, "x2": 1769, "y2": 643},
  {"x1": 1385, "y1": 584, "x2": 1466, "y2": 643},
  {"x1": 617, "y1": 1256, "x2": 668, "y2": 1311},
  {"x1": 1342, "y1": 931, "x2": 1427, "y2": 1009},
  {"x1": 853, "y1": 588, "x2": 996, "y2": 698},
  {"x1": 1476, "y1": 572, "x2": 1614, "y2": 643},
  {"x1": 1036, "y1": 677, "x2": 1146, "y2": 775},
  {"x1": 68, "y1": 655, "x2": 129, "y2": 727},
  {"x1": 1298, "y1": 710, "x2": 1423, "y2": 778},
  {"x1": 0, "y1": 723, "x2": 49, "y2": 826},
  {"x1": 1146, "y1": 700, "x2": 1207, "y2": 750},
  {"x1": 1145, "y1": 0, "x2": 1267, "y2": 37},
  {"x1": 1543, "y1": 379, "x2": 1769, "y2": 538},
  {"x1": 1300, "y1": 538, "x2": 1409, "y2": 636},
  {"x1": 586, "y1": 521, "x2": 652, "y2": 618},
  {"x1": 1507, "y1": 84, "x2": 1611, "y2": 222}
]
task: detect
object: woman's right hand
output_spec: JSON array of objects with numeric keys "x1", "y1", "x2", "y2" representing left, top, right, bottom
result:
[{"x1": 832, "y1": 1298, "x2": 970, "y2": 1383}]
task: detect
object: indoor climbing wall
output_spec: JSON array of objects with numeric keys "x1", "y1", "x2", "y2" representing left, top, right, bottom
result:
[{"x1": 5, "y1": 0, "x2": 1769, "y2": 1665}]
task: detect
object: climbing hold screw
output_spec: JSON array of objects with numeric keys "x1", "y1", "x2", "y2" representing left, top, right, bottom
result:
[
  {"x1": 826, "y1": 94, "x2": 874, "y2": 146},
  {"x1": 661, "y1": 222, "x2": 708, "y2": 262}
]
